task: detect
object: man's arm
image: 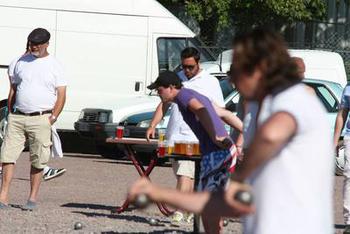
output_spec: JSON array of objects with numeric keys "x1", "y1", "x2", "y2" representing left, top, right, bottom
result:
[
  {"x1": 49, "y1": 86, "x2": 66, "y2": 124},
  {"x1": 187, "y1": 98, "x2": 231, "y2": 148},
  {"x1": 146, "y1": 102, "x2": 170, "y2": 141},
  {"x1": 7, "y1": 83, "x2": 17, "y2": 113},
  {"x1": 213, "y1": 103, "x2": 243, "y2": 132},
  {"x1": 128, "y1": 178, "x2": 253, "y2": 216},
  {"x1": 232, "y1": 112, "x2": 297, "y2": 182},
  {"x1": 334, "y1": 107, "x2": 349, "y2": 147}
]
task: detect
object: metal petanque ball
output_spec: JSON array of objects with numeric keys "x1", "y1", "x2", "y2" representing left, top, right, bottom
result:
[
  {"x1": 134, "y1": 194, "x2": 150, "y2": 209},
  {"x1": 149, "y1": 218, "x2": 158, "y2": 225},
  {"x1": 223, "y1": 219, "x2": 229, "y2": 227},
  {"x1": 234, "y1": 190, "x2": 253, "y2": 205},
  {"x1": 74, "y1": 222, "x2": 83, "y2": 230}
]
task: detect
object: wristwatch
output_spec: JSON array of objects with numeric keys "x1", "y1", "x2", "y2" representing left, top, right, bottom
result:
[{"x1": 50, "y1": 115, "x2": 57, "y2": 121}]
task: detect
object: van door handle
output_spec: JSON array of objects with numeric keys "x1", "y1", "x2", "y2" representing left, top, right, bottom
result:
[{"x1": 135, "y1": 81, "x2": 143, "y2": 91}]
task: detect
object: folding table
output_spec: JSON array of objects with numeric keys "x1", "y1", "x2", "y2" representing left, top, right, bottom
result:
[{"x1": 106, "y1": 137, "x2": 173, "y2": 216}]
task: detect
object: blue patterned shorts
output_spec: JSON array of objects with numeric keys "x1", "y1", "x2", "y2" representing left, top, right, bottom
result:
[{"x1": 197, "y1": 149, "x2": 231, "y2": 192}]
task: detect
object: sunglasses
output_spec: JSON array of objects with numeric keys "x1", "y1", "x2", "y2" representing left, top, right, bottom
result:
[{"x1": 181, "y1": 64, "x2": 196, "y2": 71}]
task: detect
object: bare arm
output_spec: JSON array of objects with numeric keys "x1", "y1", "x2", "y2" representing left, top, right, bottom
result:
[
  {"x1": 233, "y1": 112, "x2": 297, "y2": 182},
  {"x1": 333, "y1": 108, "x2": 349, "y2": 147},
  {"x1": 213, "y1": 103, "x2": 243, "y2": 132},
  {"x1": 128, "y1": 178, "x2": 253, "y2": 216},
  {"x1": 49, "y1": 86, "x2": 66, "y2": 124},
  {"x1": 146, "y1": 102, "x2": 170, "y2": 141},
  {"x1": 188, "y1": 98, "x2": 231, "y2": 148},
  {"x1": 7, "y1": 83, "x2": 16, "y2": 113}
]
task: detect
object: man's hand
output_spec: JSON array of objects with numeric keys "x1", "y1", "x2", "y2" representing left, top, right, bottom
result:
[
  {"x1": 215, "y1": 136, "x2": 233, "y2": 149},
  {"x1": 146, "y1": 126, "x2": 156, "y2": 142},
  {"x1": 128, "y1": 177, "x2": 159, "y2": 202},
  {"x1": 224, "y1": 181, "x2": 255, "y2": 216},
  {"x1": 48, "y1": 115, "x2": 57, "y2": 125}
]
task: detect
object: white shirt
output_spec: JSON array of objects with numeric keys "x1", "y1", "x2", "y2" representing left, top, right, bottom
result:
[
  {"x1": 244, "y1": 84, "x2": 334, "y2": 234},
  {"x1": 242, "y1": 101, "x2": 259, "y2": 149},
  {"x1": 12, "y1": 54, "x2": 67, "y2": 113},
  {"x1": 166, "y1": 69, "x2": 224, "y2": 143}
]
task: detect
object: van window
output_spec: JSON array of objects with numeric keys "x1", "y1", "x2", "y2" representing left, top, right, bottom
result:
[
  {"x1": 306, "y1": 83, "x2": 338, "y2": 113},
  {"x1": 157, "y1": 38, "x2": 214, "y2": 73}
]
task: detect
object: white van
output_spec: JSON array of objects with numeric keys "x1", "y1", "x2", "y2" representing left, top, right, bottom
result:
[
  {"x1": 0, "y1": 0, "x2": 214, "y2": 141},
  {"x1": 202, "y1": 49, "x2": 348, "y2": 87}
]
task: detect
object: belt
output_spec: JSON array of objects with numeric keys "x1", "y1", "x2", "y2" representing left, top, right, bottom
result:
[{"x1": 13, "y1": 110, "x2": 52, "y2": 116}]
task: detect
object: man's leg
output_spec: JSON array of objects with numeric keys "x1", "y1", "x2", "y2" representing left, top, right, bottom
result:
[
  {"x1": 344, "y1": 137, "x2": 350, "y2": 228},
  {"x1": 0, "y1": 163, "x2": 15, "y2": 205},
  {"x1": 0, "y1": 114, "x2": 26, "y2": 206},
  {"x1": 25, "y1": 114, "x2": 52, "y2": 207},
  {"x1": 202, "y1": 211, "x2": 223, "y2": 234},
  {"x1": 29, "y1": 166, "x2": 44, "y2": 202}
]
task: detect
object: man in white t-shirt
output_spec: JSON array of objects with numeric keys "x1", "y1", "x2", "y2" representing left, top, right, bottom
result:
[
  {"x1": 0, "y1": 42, "x2": 66, "y2": 182},
  {"x1": 0, "y1": 28, "x2": 67, "y2": 210}
]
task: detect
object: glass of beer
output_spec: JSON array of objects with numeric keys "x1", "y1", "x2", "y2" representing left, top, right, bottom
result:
[
  {"x1": 174, "y1": 141, "x2": 181, "y2": 154},
  {"x1": 167, "y1": 142, "x2": 174, "y2": 155},
  {"x1": 180, "y1": 141, "x2": 186, "y2": 155},
  {"x1": 185, "y1": 142, "x2": 194, "y2": 156},
  {"x1": 158, "y1": 129, "x2": 166, "y2": 142},
  {"x1": 116, "y1": 126, "x2": 124, "y2": 139},
  {"x1": 193, "y1": 141, "x2": 200, "y2": 155}
]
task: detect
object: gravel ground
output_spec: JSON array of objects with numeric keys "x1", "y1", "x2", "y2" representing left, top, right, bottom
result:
[{"x1": 0, "y1": 152, "x2": 345, "y2": 233}]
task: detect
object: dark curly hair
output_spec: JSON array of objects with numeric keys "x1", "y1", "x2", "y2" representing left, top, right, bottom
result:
[{"x1": 231, "y1": 28, "x2": 300, "y2": 96}]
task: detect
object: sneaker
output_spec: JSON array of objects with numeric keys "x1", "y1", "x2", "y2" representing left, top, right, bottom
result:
[
  {"x1": 345, "y1": 226, "x2": 350, "y2": 234},
  {"x1": 170, "y1": 211, "x2": 184, "y2": 226},
  {"x1": 43, "y1": 168, "x2": 66, "y2": 181}
]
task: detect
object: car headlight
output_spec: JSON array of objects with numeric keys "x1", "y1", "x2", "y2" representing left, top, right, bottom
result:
[
  {"x1": 78, "y1": 110, "x2": 85, "y2": 120},
  {"x1": 137, "y1": 119, "x2": 152, "y2": 128},
  {"x1": 98, "y1": 112, "x2": 109, "y2": 123}
]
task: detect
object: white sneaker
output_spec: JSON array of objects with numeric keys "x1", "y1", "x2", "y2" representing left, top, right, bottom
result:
[{"x1": 43, "y1": 168, "x2": 66, "y2": 181}]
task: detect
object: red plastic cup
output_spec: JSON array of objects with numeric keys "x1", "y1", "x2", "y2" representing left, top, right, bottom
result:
[
  {"x1": 158, "y1": 143, "x2": 166, "y2": 157},
  {"x1": 116, "y1": 126, "x2": 124, "y2": 139}
]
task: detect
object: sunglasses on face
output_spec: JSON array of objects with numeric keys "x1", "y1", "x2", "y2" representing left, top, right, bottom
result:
[{"x1": 181, "y1": 64, "x2": 196, "y2": 71}]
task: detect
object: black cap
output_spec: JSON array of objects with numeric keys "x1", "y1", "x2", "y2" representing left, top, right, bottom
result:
[
  {"x1": 147, "y1": 71, "x2": 182, "y2": 90},
  {"x1": 27, "y1": 28, "x2": 50, "y2": 45}
]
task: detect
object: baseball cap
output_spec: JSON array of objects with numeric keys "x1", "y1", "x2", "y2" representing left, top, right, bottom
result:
[
  {"x1": 147, "y1": 71, "x2": 182, "y2": 90},
  {"x1": 27, "y1": 28, "x2": 51, "y2": 45}
]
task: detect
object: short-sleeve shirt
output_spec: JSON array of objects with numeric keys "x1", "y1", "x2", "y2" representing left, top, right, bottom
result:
[
  {"x1": 340, "y1": 85, "x2": 350, "y2": 136},
  {"x1": 12, "y1": 54, "x2": 67, "y2": 113},
  {"x1": 174, "y1": 88, "x2": 228, "y2": 155},
  {"x1": 166, "y1": 70, "x2": 224, "y2": 143},
  {"x1": 244, "y1": 84, "x2": 333, "y2": 234}
]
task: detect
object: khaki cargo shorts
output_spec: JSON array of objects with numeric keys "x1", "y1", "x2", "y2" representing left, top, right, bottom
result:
[
  {"x1": 1, "y1": 113, "x2": 52, "y2": 169},
  {"x1": 172, "y1": 160, "x2": 195, "y2": 179}
]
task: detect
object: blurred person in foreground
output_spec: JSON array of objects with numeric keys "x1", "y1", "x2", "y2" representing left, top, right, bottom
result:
[
  {"x1": 129, "y1": 27, "x2": 334, "y2": 234},
  {"x1": 333, "y1": 82, "x2": 350, "y2": 234}
]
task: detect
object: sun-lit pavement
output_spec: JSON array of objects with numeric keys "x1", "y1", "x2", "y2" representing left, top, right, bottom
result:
[{"x1": 0, "y1": 151, "x2": 345, "y2": 233}]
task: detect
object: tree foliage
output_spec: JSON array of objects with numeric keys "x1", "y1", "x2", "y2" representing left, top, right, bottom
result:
[{"x1": 158, "y1": 0, "x2": 327, "y2": 43}]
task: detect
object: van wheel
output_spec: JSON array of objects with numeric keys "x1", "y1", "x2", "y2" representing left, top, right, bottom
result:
[{"x1": 0, "y1": 100, "x2": 8, "y2": 147}]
